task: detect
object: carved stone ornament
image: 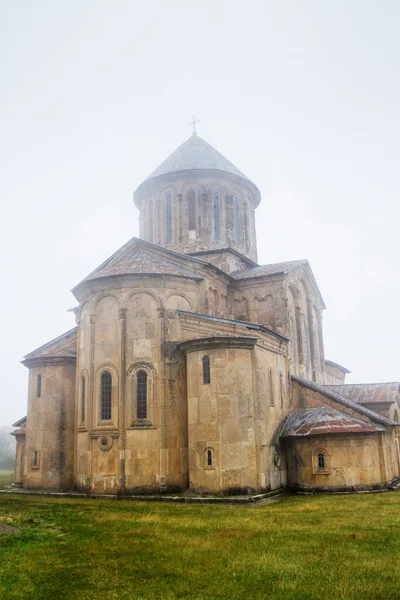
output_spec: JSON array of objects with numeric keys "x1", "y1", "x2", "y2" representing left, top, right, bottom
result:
[{"x1": 98, "y1": 435, "x2": 113, "y2": 452}]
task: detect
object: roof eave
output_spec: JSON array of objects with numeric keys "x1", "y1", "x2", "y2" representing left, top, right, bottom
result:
[{"x1": 133, "y1": 169, "x2": 261, "y2": 208}]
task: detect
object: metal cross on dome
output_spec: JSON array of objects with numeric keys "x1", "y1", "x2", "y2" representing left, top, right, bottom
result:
[{"x1": 189, "y1": 115, "x2": 201, "y2": 135}]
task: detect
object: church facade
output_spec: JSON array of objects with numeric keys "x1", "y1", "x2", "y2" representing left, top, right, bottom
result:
[{"x1": 12, "y1": 133, "x2": 400, "y2": 495}]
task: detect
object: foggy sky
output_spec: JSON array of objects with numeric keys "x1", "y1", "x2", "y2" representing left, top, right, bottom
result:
[{"x1": 1, "y1": 0, "x2": 399, "y2": 425}]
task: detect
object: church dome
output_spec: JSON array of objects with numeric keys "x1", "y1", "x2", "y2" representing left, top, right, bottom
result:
[
  {"x1": 133, "y1": 133, "x2": 261, "y2": 262},
  {"x1": 134, "y1": 134, "x2": 260, "y2": 207},
  {"x1": 146, "y1": 134, "x2": 250, "y2": 182}
]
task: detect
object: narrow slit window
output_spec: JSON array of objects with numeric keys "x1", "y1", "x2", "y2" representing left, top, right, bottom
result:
[
  {"x1": 36, "y1": 374, "x2": 42, "y2": 398},
  {"x1": 206, "y1": 449, "x2": 213, "y2": 467},
  {"x1": 188, "y1": 190, "x2": 196, "y2": 231},
  {"x1": 317, "y1": 452, "x2": 325, "y2": 470},
  {"x1": 279, "y1": 372, "x2": 284, "y2": 408},
  {"x1": 100, "y1": 371, "x2": 112, "y2": 421},
  {"x1": 213, "y1": 191, "x2": 220, "y2": 241},
  {"x1": 202, "y1": 355, "x2": 211, "y2": 385},
  {"x1": 234, "y1": 195, "x2": 241, "y2": 242},
  {"x1": 136, "y1": 371, "x2": 148, "y2": 420},
  {"x1": 165, "y1": 192, "x2": 172, "y2": 243},
  {"x1": 81, "y1": 376, "x2": 86, "y2": 423},
  {"x1": 148, "y1": 199, "x2": 153, "y2": 242},
  {"x1": 244, "y1": 202, "x2": 250, "y2": 245},
  {"x1": 33, "y1": 450, "x2": 38, "y2": 468},
  {"x1": 268, "y1": 369, "x2": 274, "y2": 406}
]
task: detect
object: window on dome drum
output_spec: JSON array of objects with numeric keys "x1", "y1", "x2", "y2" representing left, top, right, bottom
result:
[
  {"x1": 234, "y1": 195, "x2": 241, "y2": 242},
  {"x1": 81, "y1": 375, "x2": 86, "y2": 423},
  {"x1": 244, "y1": 203, "x2": 250, "y2": 245},
  {"x1": 165, "y1": 192, "x2": 172, "y2": 243},
  {"x1": 202, "y1": 355, "x2": 211, "y2": 384},
  {"x1": 213, "y1": 191, "x2": 220, "y2": 241},
  {"x1": 148, "y1": 199, "x2": 153, "y2": 242},
  {"x1": 188, "y1": 190, "x2": 196, "y2": 231},
  {"x1": 100, "y1": 371, "x2": 112, "y2": 420},
  {"x1": 136, "y1": 371, "x2": 148, "y2": 420},
  {"x1": 268, "y1": 368, "x2": 274, "y2": 406},
  {"x1": 36, "y1": 374, "x2": 42, "y2": 398},
  {"x1": 317, "y1": 452, "x2": 325, "y2": 470}
]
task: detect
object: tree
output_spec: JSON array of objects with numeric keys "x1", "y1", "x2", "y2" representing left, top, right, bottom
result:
[{"x1": 0, "y1": 428, "x2": 15, "y2": 470}]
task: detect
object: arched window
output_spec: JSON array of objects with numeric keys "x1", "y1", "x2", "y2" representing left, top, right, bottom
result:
[
  {"x1": 136, "y1": 371, "x2": 148, "y2": 420},
  {"x1": 213, "y1": 191, "x2": 220, "y2": 241},
  {"x1": 188, "y1": 190, "x2": 196, "y2": 232},
  {"x1": 205, "y1": 448, "x2": 213, "y2": 468},
  {"x1": 279, "y1": 372, "x2": 284, "y2": 408},
  {"x1": 36, "y1": 374, "x2": 42, "y2": 398},
  {"x1": 81, "y1": 375, "x2": 86, "y2": 423},
  {"x1": 393, "y1": 409, "x2": 399, "y2": 423},
  {"x1": 100, "y1": 371, "x2": 112, "y2": 420},
  {"x1": 234, "y1": 195, "x2": 241, "y2": 242},
  {"x1": 317, "y1": 451, "x2": 325, "y2": 470},
  {"x1": 202, "y1": 355, "x2": 211, "y2": 385},
  {"x1": 148, "y1": 199, "x2": 153, "y2": 242},
  {"x1": 268, "y1": 368, "x2": 274, "y2": 406},
  {"x1": 165, "y1": 192, "x2": 172, "y2": 243}
]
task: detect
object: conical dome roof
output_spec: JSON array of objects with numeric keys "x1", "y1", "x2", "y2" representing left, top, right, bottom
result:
[{"x1": 146, "y1": 134, "x2": 250, "y2": 182}]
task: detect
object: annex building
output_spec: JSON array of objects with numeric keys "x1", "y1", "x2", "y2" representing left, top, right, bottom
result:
[{"x1": 12, "y1": 132, "x2": 400, "y2": 495}]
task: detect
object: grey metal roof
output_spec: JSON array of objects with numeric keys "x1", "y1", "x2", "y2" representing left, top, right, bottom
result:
[
  {"x1": 325, "y1": 382, "x2": 400, "y2": 405},
  {"x1": 292, "y1": 375, "x2": 396, "y2": 426},
  {"x1": 231, "y1": 260, "x2": 307, "y2": 280},
  {"x1": 280, "y1": 407, "x2": 385, "y2": 438},
  {"x1": 145, "y1": 134, "x2": 251, "y2": 181}
]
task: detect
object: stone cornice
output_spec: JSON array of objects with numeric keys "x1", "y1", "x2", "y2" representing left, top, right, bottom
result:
[
  {"x1": 178, "y1": 335, "x2": 257, "y2": 353},
  {"x1": 177, "y1": 310, "x2": 289, "y2": 343},
  {"x1": 22, "y1": 356, "x2": 77, "y2": 369}
]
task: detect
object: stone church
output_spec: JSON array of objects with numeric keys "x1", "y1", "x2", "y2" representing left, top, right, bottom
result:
[{"x1": 12, "y1": 132, "x2": 400, "y2": 495}]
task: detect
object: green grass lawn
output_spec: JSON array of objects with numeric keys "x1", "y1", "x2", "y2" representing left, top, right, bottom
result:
[
  {"x1": 0, "y1": 470, "x2": 14, "y2": 488},
  {"x1": 0, "y1": 493, "x2": 399, "y2": 600}
]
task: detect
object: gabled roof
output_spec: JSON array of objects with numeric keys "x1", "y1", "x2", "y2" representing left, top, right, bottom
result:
[
  {"x1": 231, "y1": 260, "x2": 307, "y2": 280},
  {"x1": 280, "y1": 407, "x2": 385, "y2": 437},
  {"x1": 325, "y1": 359, "x2": 351, "y2": 374},
  {"x1": 292, "y1": 375, "x2": 396, "y2": 426},
  {"x1": 325, "y1": 383, "x2": 400, "y2": 406},
  {"x1": 23, "y1": 327, "x2": 77, "y2": 366},
  {"x1": 177, "y1": 310, "x2": 289, "y2": 343},
  {"x1": 145, "y1": 134, "x2": 251, "y2": 182},
  {"x1": 232, "y1": 258, "x2": 326, "y2": 309},
  {"x1": 12, "y1": 416, "x2": 27, "y2": 428},
  {"x1": 72, "y1": 237, "x2": 207, "y2": 295}
]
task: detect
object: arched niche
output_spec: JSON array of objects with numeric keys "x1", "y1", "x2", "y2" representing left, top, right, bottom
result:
[
  {"x1": 256, "y1": 294, "x2": 274, "y2": 329},
  {"x1": 125, "y1": 292, "x2": 159, "y2": 363},
  {"x1": 164, "y1": 294, "x2": 192, "y2": 340},
  {"x1": 93, "y1": 295, "x2": 120, "y2": 365}
]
